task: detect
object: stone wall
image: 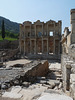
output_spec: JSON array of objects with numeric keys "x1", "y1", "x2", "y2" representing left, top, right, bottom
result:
[
  {"x1": 0, "y1": 40, "x2": 19, "y2": 49},
  {"x1": 68, "y1": 44, "x2": 75, "y2": 59},
  {"x1": 19, "y1": 20, "x2": 62, "y2": 55},
  {"x1": 61, "y1": 9, "x2": 75, "y2": 100},
  {"x1": 0, "y1": 48, "x2": 19, "y2": 61},
  {"x1": 61, "y1": 45, "x2": 75, "y2": 100}
]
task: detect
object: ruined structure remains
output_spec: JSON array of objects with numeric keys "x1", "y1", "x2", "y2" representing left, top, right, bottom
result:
[
  {"x1": 0, "y1": 60, "x2": 49, "y2": 90},
  {"x1": 61, "y1": 9, "x2": 75, "y2": 54},
  {"x1": 61, "y1": 9, "x2": 75, "y2": 100},
  {"x1": 19, "y1": 20, "x2": 62, "y2": 55}
]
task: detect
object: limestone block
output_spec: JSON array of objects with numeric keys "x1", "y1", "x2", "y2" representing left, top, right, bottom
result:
[
  {"x1": 70, "y1": 74, "x2": 75, "y2": 83},
  {"x1": 71, "y1": 64, "x2": 75, "y2": 73},
  {"x1": 58, "y1": 82, "x2": 62, "y2": 89},
  {"x1": 22, "y1": 82, "x2": 30, "y2": 87},
  {"x1": 37, "y1": 77, "x2": 46, "y2": 80},
  {"x1": 66, "y1": 62, "x2": 73, "y2": 66},
  {"x1": 2, "y1": 86, "x2": 23, "y2": 99},
  {"x1": 2, "y1": 92, "x2": 22, "y2": 99},
  {"x1": 25, "y1": 60, "x2": 49, "y2": 77},
  {"x1": 70, "y1": 84, "x2": 75, "y2": 93},
  {"x1": 11, "y1": 86, "x2": 22, "y2": 93},
  {"x1": 71, "y1": 34, "x2": 75, "y2": 44},
  {"x1": 38, "y1": 94, "x2": 73, "y2": 100},
  {"x1": 40, "y1": 80, "x2": 47, "y2": 84},
  {"x1": 47, "y1": 80, "x2": 60, "y2": 86}
]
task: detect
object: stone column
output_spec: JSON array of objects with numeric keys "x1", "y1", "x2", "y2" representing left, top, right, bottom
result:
[
  {"x1": 35, "y1": 39, "x2": 36, "y2": 54},
  {"x1": 24, "y1": 40, "x2": 25, "y2": 55},
  {"x1": 42, "y1": 24, "x2": 43, "y2": 54},
  {"x1": 58, "y1": 22, "x2": 61, "y2": 54},
  {"x1": 19, "y1": 26, "x2": 22, "y2": 53},
  {"x1": 35, "y1": 25, "x2": 36, "y2": 54},
  {"x1": 47, "y1": 39, "x2": 48, "y2": 55},
  {"x1": 24, "y1": 25, "x2": 25, "y2": 55},
  {"x1": 53, "y1": 32, "x2": 55, "y2": 54},
  {"x1": 35, "y1": 25, "x2": 36, "y2": 37},
  {"x1": 30, "y1": 39, "x2": 32, "y2": 54},
  {"x1": 70, "y1": 9, "x2": 75, "y2": 44},
  {"x1": 42, "y1": 38, "x2": 43, "y2": 54},
  {"x1": 30, "y1": 25, "x2": 31, "y2": 54},
  {"x1": 19, "y1": 40, "x2": 21, "y2": 53},
  {"x1": 53, "y1": 23, "x2": 55, "y2": 54},
  {"x1": 47, "y1": 24, "x2": 48, "y2": 36},
  {"x1": 58, "y1": 42, "x2": 60, "y2": 54},
  {"x1": 53, "y1": 38, "x2": 55, "y2": 54},
  {"x1": 42, "y1": 24, "x2": 43, "y2": 36},
  {"x1": 30, "y1": 25, "x2": 31, "y2": 37}
]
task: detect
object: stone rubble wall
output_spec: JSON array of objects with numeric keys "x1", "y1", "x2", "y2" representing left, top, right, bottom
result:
[
  {"x1": 0, "y1": 40, "x2": 19, "y2": 49},
  {"x1": 68, "y1": 44, "x2": 75, "y2": 60},
  {"x1": 0, "y1": 48, "x2": 19, "y2": 61},
  {"x1": 61, "y1": 44, "x2": 75, "y2": 100}
]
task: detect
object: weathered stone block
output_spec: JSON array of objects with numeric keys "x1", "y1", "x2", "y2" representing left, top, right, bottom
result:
[
  {"x1": 69, "y1": 44, "x2": 75, "y2": 59},
  {"x1": 70, "y1": 74, "x2": 75, "y2": 83},
  {"x1": 25, "y1": 60, "x2": 49, "y2": 77},
  {"x1": 22, "y1": 82, "x2": 30, "y2": 87}
]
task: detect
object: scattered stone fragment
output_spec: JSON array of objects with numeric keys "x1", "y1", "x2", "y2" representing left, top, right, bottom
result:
[
  {"x1": 42, "y1": 84, "x2": 52, "y2": 89},
  {"x1": 37, "y1": 77, "x2": 46, "y2": 80},
  {"x1": 1, "y1": 84, "x2": 8, "y2": 90},
  {"x1": 58, "y1": 82, "x2": 62, "y2": 89},
  {"x1": 22, "y1": 82, "x2": 30, "y2": 87},
  {"x1": 47, "y1": 80, "x2": 60, "y2": 86},
  {"x1": 40, "y1": 80, "x2": 47, "y2": 84},
  {"x1": 14, "y1": 80, "x2": 20, "y2": 85}
]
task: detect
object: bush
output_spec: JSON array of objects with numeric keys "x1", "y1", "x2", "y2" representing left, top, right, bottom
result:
[{"x1": 0, "y1": 30, "x2": 19, "y2": 39}]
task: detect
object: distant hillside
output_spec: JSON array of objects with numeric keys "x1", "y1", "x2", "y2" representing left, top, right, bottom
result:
[{"x1": 0, "y1": 16, "x2": 19, "y2": 33}]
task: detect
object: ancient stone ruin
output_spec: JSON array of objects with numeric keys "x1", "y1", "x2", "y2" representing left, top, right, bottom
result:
[
  {"x1": 19, "y1": 20, "x2": 62, "y2": 55},
  {"x1": 61, "y1": 9, "x2": 75, "y2": 100},
  {"x1": 0, "y1": 60, "x2": 49, "y2": 89},
  {"x1": 0, "y1": 9, "x2": 75, "y2": 100}
]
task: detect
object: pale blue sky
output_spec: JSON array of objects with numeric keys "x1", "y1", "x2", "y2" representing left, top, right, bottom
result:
[{"x1": 0, "y1": 0, "x2": 75, "y2": 33}]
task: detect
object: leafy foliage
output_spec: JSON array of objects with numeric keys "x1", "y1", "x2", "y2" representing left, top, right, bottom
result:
[
  {"x1": 0, "y1": 30, "x2": 19, "y2": 40},
  {"x1": 0, "y1": 16, "x2": 19, "y2": 41},
  {"x1": 1, "y1": 19, "x2": 5, "y2": 40}
]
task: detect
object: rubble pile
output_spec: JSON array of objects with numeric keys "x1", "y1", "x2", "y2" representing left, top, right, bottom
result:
[
  {"x1": 0, "y1": 60, "x2": 65, "y2": 100},
  {"x1": 0, "y1": 60, "x2": 49, "y2": 90},
  {"x1": 0, "y1": 48, "x2": 19, "y2": 62}
]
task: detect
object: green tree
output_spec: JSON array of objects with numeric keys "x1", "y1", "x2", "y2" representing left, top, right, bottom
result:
[{"x1": 2, "y1": 19, "x2": 5, "y2": 40}]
